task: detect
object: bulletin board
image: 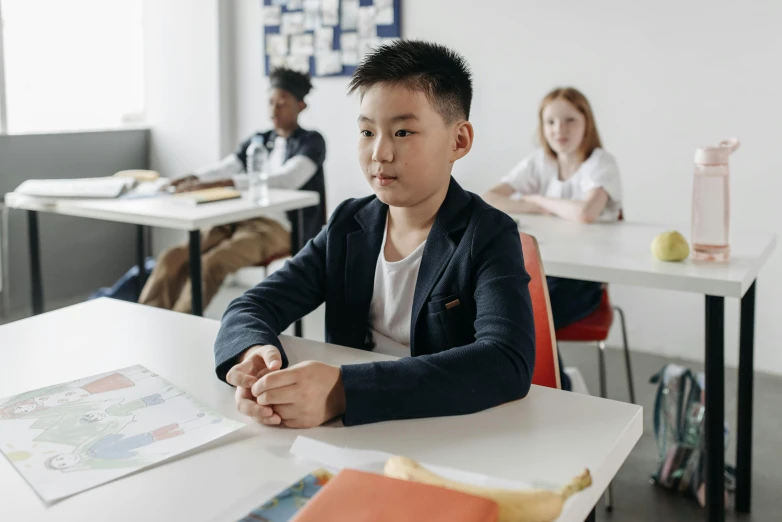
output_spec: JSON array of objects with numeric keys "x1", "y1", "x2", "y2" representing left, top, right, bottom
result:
[{"x1": 262, "y1": 0, "x2": 402, "y2": 77}]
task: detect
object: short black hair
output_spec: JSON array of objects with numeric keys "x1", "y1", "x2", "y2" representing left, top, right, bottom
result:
[
  {"x1": 269, "y1": 67, "x2": 313, "y2": 100},
  {"x1": 348, "y1": 40, "x2": 473, "y2": 123}
]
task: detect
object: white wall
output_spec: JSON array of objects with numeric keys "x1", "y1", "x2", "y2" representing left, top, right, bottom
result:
[
  {"x1": 143, "y1": 0, "x2": 228, "y2": 251},
  {"x1": 229, "y1": 0, "x2": 782, "y2": 374}
]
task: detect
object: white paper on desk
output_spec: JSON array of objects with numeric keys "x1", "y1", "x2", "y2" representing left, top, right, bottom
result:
[
  {"x1": 14, "y1": 177, "x2": 135, "y2": 199},
  {"x1": 262, "y1": 5, "x2": 281, "y2": 26},
  {"x1": 121, "y1": 179, "x2": 169, "y2": 199},
  {"x1": 357, "y1": 5, "x2": 376, "y2": 37},
  {"x1": 0, "y1": 365, "x2": 244, "y2": 503},
  {"x1": 290, "y1": 436, "x2": 532, "y2": 490},
  {"x1": 340, "y1": 0, "x2": 359, "y2": 30}
]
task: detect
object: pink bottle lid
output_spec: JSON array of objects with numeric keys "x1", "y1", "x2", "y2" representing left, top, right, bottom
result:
[{"x1": 695, "y1": 138, "x2": 740, "y2": 165}]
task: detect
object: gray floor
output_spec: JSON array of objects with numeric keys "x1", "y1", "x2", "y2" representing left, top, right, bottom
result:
[{"x1": 4, "y1": 283, "x2": 780, "y2": 521}]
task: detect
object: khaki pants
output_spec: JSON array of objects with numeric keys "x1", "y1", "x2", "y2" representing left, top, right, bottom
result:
[{"x1": 139, "y1": 217, "x2": 290, "y2": 314}]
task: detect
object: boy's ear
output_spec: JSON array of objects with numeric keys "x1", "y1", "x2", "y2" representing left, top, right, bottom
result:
[{"x1": 451, "y1": 121, "x2": 474, "y2": 162}]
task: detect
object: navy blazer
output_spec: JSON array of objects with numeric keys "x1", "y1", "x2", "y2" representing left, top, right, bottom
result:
[{"x1": 214, "y1": 177, "x2": 536, "y2": 426}]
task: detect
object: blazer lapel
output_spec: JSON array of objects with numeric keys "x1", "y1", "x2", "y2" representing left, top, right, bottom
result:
[
  {"x1": 409, "y1": 178, "x2": 471, "y2": 355},
  {"x1": 410, "y1": 222, "x2": 455, "y2": 355},
  {"x1": 344, "y1": 199, "x2": 387, "y2": 348}
]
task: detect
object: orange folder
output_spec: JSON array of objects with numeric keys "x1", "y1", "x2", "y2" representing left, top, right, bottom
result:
[{"x1": 292, "y1": 468, "x2": 499, "y2": 522}]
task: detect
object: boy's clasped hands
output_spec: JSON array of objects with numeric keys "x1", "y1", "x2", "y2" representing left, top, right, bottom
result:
[{"x1": 225, "y1": 345, "x2": 346, "y2": 429}]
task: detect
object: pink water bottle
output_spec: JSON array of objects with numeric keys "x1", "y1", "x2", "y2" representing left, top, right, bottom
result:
[{"x1": 691, "y1": 138, "x2": 740, "y2": 262}]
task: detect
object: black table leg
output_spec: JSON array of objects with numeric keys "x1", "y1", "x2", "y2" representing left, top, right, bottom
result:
[
  {"x1": 27, "y1": 211, "x2": 43, "y2": 315},
  {"x1": 736, "y1": 280, "x2": 756, "y2": 513},
  {"x1": 705, "y1": 295, "x2": 725, "y2": 522},
  {"x1": 136, "y1": 225, "x2": 147, "y2": 299},
  {"x1": 189, "y1": 230, "x2": 203, "y2": 316},
  {"x1": 294, "y1": 208, "x2": 304, "y2": 338}
]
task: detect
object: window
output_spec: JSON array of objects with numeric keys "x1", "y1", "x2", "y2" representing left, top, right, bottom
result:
[{"x1": 0, "y1": 0, "x2": 143, "y2": 134}]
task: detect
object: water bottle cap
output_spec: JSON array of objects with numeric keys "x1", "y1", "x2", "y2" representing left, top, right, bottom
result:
[{"x1": 695, "y1": 138, "x2": 740, "y2": 165}]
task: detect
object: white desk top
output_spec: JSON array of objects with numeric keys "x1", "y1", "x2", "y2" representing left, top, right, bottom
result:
[
  {"x1": 513, "y1": 213, "x2": 776, "y2": 298},
  {"x1": 4, "y1": 189, "x2": 320, "y2": 231},
  {"x1": 0, "y1": 299, "x2": 642, "y2": 522}
]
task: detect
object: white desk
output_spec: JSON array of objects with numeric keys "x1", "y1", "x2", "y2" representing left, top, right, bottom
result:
[
  {"x1": 0, "y1": 299, "x2": 642, "y2": 522},
  {"x1": 512, "y1": 213, "x2": 776, "y2": 522},
  {"x1": 513, "y1": 214, "x2": 775, "y2": 298},
  {"x1": 4, "y1": 189, "x2": 320, "y2": 320}
]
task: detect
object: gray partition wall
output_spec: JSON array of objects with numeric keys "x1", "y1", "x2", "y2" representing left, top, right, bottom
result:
[{"x1": 0, "y1": 128, "x2": 150, "y2": 318}]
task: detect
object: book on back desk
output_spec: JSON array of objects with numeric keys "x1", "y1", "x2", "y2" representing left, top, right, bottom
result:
[{"x1": 172, "y1": 187, "x2": 242, "y2": 205}]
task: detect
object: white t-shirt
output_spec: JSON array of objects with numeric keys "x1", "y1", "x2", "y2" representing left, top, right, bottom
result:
[
  {"x1": 369, "y1": 218, "x2": 426, "y2": 358},
  {"x1": 192, "y1": 136, "x2": 317, "y2": 229},
  {"x1": 500, "y1": 148, "x2": 623, "y2": 221}
]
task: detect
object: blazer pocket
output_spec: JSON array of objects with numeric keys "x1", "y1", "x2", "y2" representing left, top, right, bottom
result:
[
  {"x1": 426, "y1": 293, "x2": 462, "y2": 314},
  {"x1": 427, "y1": 295, "x2": 466, "y2": 348}
]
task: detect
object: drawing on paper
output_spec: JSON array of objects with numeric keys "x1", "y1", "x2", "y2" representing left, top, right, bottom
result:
[{"x1": 0, "y1": 365, "x2": 244, "y2": 503}]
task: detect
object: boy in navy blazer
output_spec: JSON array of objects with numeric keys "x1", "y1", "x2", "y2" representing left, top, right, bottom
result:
[{"x1": 215, "y1": 40, "x2": 536, "y2": 427}]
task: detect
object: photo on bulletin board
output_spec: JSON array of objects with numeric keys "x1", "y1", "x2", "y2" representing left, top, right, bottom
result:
[{"x1": 262, "y1": 0, "x2": 402, "y2": 77}]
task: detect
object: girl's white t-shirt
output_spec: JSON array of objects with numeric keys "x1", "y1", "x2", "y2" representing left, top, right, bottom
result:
[{"x1": 500, "y1": 148, "x2": 623, "y2": 221}]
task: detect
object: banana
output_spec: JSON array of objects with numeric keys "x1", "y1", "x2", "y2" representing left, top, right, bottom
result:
[{"x1": 384, "y1": 456, "x2": 592, "y2": 522}]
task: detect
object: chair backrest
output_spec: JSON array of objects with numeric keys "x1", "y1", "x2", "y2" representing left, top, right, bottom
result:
[{"x1": 519, "y1": 232, "x2": 561, "y2": 389}]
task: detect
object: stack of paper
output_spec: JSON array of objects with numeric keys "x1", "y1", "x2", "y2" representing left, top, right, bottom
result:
[{"x1": 14, "y1": 177, "x2": 136, "y2": 199}]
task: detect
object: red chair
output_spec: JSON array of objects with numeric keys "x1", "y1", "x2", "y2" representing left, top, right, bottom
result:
[
  {"x1": 554, "y1": 287, "x2": 635, "y2": 403},
  {"x1": 519, "y1": 233, "x2": 560, "y2": 390}
]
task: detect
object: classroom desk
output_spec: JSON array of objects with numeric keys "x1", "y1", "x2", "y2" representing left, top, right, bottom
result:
[
  {"x1": 4, "y1": 189, "x2": 319, "y2": 331},
  {"x1": 0, "y1": 298, "x2": 642, "y2": 522},
  {"x1": 511, "y1": 212, "x2": 776, "y2": 522}
]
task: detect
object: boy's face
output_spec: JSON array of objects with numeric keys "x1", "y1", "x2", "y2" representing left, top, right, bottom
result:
[
  {"x1": 358, "y1": 84, "x2": 468, "y2": 208},
  {"x1": 268, "y1": 88, "x2": 305, "y2": 131}
]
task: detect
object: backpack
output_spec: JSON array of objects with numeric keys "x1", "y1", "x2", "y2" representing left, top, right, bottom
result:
[{"x1": 650, "y1": 364, "x2": 735, "y2": 507}]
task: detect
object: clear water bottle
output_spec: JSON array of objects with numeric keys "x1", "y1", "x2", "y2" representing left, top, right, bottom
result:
[
  {"x1": 246, "y1": 136, "x2": 270, "y2": 205},
  {"x1": 691, "y1": 138, "x2": 740, "y2": 262}
]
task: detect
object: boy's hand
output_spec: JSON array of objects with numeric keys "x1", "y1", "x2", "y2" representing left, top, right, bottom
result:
[
  {"x1": 226, "y1": 345, "x2": 283, "y2": 424},
  {"x1": 251, "y1": 361, "x2": 345, "y2": 429}
]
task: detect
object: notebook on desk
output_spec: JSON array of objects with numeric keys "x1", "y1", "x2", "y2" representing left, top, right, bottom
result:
[
  {"x1": 172, "y1": 187, "x2": 242, "y2": 206},
  {"x1": 14, "y1": 177, "x2": 136, "y2": 199},
  {"x1": 292, "y1": 469, "x2": 499, "y2": 522}
]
